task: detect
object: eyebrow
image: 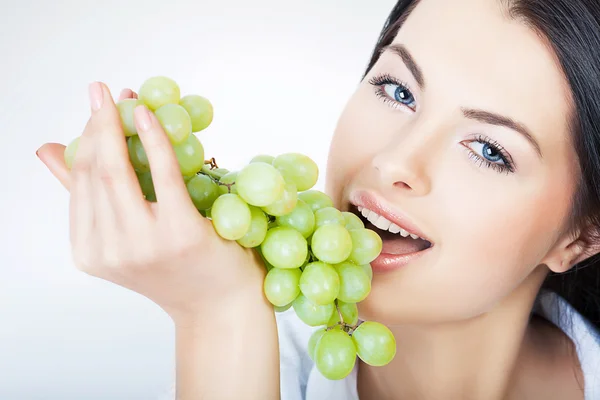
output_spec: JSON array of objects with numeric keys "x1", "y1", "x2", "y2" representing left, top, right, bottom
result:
[
  {"x1": 383, "y1": 44, "x2": 425, "y2": 89},
  {"x1": 382, "y1": 43, "x2": 543, "y2": 159},
  {"x1": 462, "y1": 108, "x2": 542, "y2": 158}
]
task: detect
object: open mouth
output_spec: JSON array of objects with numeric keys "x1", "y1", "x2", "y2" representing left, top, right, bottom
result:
[{"x1": 348, "y1": 204, "x2": 433, "y2": 256}]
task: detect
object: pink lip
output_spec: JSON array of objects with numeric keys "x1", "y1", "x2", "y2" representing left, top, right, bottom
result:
[
  {"x1": 370, "y1": 248, "x2": 433, "y2": 273},
  {"x1": 349, "y1": 190, "x2": 432, "y2": 242}
]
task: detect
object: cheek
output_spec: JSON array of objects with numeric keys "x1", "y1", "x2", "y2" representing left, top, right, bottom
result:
[
  {"x1": 325, "y1": 86, "x2": 395, "y2": 205},
  {"x1": 360, "y1": 169, "x2": 566, "y2": 324},
  {"x1": 428, "y1": 173, "x2": 558, "y2": 314}
]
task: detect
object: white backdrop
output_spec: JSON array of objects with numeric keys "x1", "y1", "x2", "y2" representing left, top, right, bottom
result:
[{"x1": 0, "y1": 1, "x2": 395, "y2": 398}]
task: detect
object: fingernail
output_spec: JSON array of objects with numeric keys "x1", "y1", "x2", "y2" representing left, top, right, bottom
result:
[
  {"x1": 135, "y1": 105, "x2": 152, "y2": 131},
  {"x1": 89, "y1": 82, "x2": 104, "y2": 111},
  {"x1": 35, "y1": 149, "x2": 40, "y2": 158}
]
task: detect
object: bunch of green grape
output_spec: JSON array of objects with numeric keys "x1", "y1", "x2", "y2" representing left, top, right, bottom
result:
[{"x1": 64, "y1": 76, "x2": 396, "y2": 381}]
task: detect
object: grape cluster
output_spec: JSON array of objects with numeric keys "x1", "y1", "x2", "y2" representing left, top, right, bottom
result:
[{"x1": 64, "y1": 76, "x2": 396, "y2": 380}]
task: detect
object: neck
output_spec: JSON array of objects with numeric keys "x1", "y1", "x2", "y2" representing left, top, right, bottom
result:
[{"x1": 357, "y1": 266, "x2": 548, "y2": 400}]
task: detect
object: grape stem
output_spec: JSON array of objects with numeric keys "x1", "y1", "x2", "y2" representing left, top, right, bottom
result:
[
  {"x1": 205, "y1": 157, "x2": 219, "y2": 169},
  {"x1": 202, "y1": 172, "x2": 234, "y2": 193},
  {"x1": 325, "y1": 300, "x2": 361, "y2": 334},
  {"x1": 335, "y1": 300, "x2": 344, "y2": 325}
]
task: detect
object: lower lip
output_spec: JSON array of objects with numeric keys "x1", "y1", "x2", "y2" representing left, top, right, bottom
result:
[{"x1": 370, "y1": 246, "x2": 433, "y2": 273}]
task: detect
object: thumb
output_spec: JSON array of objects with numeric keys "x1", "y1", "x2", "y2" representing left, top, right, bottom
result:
[{"x1": 36, "y1": 143, "x2": 70, "y2": 190}]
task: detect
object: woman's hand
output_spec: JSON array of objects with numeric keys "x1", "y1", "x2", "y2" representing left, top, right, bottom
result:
[
  {"x1": 36, "y1": 82, "x2": 267, "y2": 324},
  {"x1": 37, "y1": 83, "x2": 281, "y2": 399}
]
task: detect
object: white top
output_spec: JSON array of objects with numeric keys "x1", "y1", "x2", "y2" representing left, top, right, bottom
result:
[
  {"x1": 159, "y1": 290, "x2": 600, "y2": 399},
  {"x1": 276, "y1": 289, "x2": 600, "y2": 400}
]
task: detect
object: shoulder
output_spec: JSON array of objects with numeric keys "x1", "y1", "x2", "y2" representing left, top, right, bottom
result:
[{"x1": 532, "y1": 290, "x2": 600, "y2": 400}]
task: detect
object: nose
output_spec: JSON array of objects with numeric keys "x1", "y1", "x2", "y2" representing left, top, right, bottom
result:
[{"x1": 371, "y1": 123, "x2": 438, "y2": 195}]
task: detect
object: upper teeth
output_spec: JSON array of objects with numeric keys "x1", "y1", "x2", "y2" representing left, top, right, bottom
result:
[{"x1": 358, "y1": 206, "x2": 422, "y2": 240}]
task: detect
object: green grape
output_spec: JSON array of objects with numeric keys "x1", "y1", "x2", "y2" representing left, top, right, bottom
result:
[
  {"x1": 274, "y1": 302, "x2": 293, "y2": 313},
  {"x1": 311, "y1": 224, "x2": 352, "y2": 264},
  {"x1": 155, "y1": 103, "x2": 192, "y2": 145},
  {"x1": 186, "y1": 174, "x2": 219, "y2": 210},
  {"x1": 292, "y1": 294, "x2": 334, "y2": 326},
  {"x1": 262, "y1": 183, "x2": 298, "y2": 217},
  {"x1": 211, "y1": 168, "x2": 229, "y2": 179},
  {"x1": 328, "y1": 300, "x2": 359, "y2": 327},
  {"x1": 136, "y1": 170, "x2": 156, "y2": 202},
  {"x1": 298, "y1": 190, "x2": 333, "y2": 212},
  {"x1": 308, "y1": 328, "x2": 327, "y2": 361},
  {"x1": 272, "y1": 153, "x2": 319, "y2": 191},
  {"x1": 237, "y1": 206, "x2": 269, "y2": 248},
  {"x1": 348, "y1": 228, "x2": 383, "y2": 265},
  {"x1": 250, "y1": 154, "x2": 275, "y2": 164},
  {"x1": 361, "y1": 263, "x2": 373, "y2": 281},
  {"x1": 256, "y1": 246, "x2": 275, "y2": 271},
  {"x1": 211, "y1": 193, "x2": 251, "y2": 240},
  {"x1": 179, "y1": 94, "x2": 213, "y2": 132},
  {"x1": 335, "y1": 262, "x2": 371, "y2": 303},
  {"x1": 351, "y1": 321, "x2": 396, "y2": 367},
  {"x1": 172, "y1": 133, "x2": 205, "y2": 175},
  {"x1": 314, "y1": 207, "x2": 345, "y2": 228},
  {"x1": 314, "y1": 329, "x2": 357, "y2": 380},
  {"x1": 260, "y1": 227, "x2": 308, "y2": 269},
  {"x1": 299, "y1": 262, "x2": 340, "y2": 305},
  {"x1": 275, "y1": 200, "x2": 315, "y2": 239},
  {"x1": 236, "y1": 162, "x2": 285, "y2": 207},
  {"x1": 263, "y1": 267, "x2": 302, "y2": 307},
  {"x1": 342, "y1": 212, "x2": 364, "y2": 230},
  {"x1": 138, "y1": 76, "x2": 181, "y2": 111},
  {"x1": 117, "y1": 98, "x2": 143, "y2": 136},
  {"x1": 218, "y1": 171, "x2": 238, "y2": 195},
  {"x1": 64, "y1": 136, "x2": 80, "y2": 169},
  {"x1": 183, "y1": 174, "x2": 196, "y2": 184},
  {"x1": 127, "y1": 135, "x2": 150, "y2": 172}
]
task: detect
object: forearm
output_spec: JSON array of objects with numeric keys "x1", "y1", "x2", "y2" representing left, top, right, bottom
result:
[{"x1": 174, "y1": 294, "x2": 280, "y2": 400}]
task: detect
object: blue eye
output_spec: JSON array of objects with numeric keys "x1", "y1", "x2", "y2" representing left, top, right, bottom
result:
[
  {"x1": 471, "y1": 141, "x2": 504, "y2": 163},
  {"x1": 383, "y1": 84, "x2": 416, "y2": 108},
  {"x1": 368, "y1": 74, "x2": 417, "y2": 111},
  {"x1": 462, "y1": 135, "x2": 515, "y2": 174}
]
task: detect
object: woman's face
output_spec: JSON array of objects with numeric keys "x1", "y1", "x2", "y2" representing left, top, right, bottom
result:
[{"x1": 325, "y1": 0, "x2": 580, "y2": 324}]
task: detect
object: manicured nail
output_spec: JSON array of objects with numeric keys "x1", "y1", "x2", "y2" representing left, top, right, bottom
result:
[
  {"x1": 135, "y1": 105, "x2": 152, "y2": 131},
  {"x1": 89, "y1": 82, "x2": 104, "y2": 111}
]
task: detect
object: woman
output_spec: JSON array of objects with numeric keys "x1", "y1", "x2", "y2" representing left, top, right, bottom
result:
[{"x1": 36, "y1": 0, "x2": 600, "y2": 398}]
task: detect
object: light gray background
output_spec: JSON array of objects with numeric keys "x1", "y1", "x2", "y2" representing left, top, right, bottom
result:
[{"x1": 0, "y1": 1, "x2": 395, "y2": 398}]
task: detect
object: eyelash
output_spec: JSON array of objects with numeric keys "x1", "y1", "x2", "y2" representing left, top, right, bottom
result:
[
  {"x1": 368, "y1": 73, "x2": 516, "y2": 174},
  {"x1": 368, "y1": 73, "x2": 416, "y2": 111},
  {"x1": 463, "y1": 134, "x2": 515, "y2": 174}
]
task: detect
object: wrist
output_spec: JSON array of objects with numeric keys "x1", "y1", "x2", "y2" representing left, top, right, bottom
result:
[{"x1": 170, "y1": 285, "x2": 271, "y2": 330}]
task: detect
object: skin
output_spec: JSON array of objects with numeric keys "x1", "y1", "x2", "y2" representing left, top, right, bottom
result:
[
  {"x1": 326, "y1": 0, "x2": 595, "y2": 398},
  {"x1": 37, "y1": 87, "x2": 279, "y2": 399},
  {"x1": 36, "y1": 0, "x2": 599, "y2": 398}
]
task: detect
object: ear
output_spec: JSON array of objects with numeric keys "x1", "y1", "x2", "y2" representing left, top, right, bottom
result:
[{"x1": 543, "y1": 228, "x2": 600, "y2": 273}]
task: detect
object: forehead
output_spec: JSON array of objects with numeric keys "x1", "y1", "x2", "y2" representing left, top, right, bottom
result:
[{"x1": 390, "y1": 0, "x2": 572, "y2": 149}]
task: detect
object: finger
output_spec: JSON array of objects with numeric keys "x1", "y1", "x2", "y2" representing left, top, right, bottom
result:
[
  {"x1": 90, "y1": 82, "x2": 146, "y2": 214},
  {"x1": 118, "y1": 89, "x2": 134, "y2": 101},
  {"x1": 36, "y1": 143, "x2": 70, "y2": 190},
  {"x1": 134, "y1": 105, "x2": 194, "y2": 210},
  {"x1": 118, "y1": 88, "x2": 138, "y2": 101},
  {"x1": 69, "y1": 116, "x2": 98, "y2": 249}
]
